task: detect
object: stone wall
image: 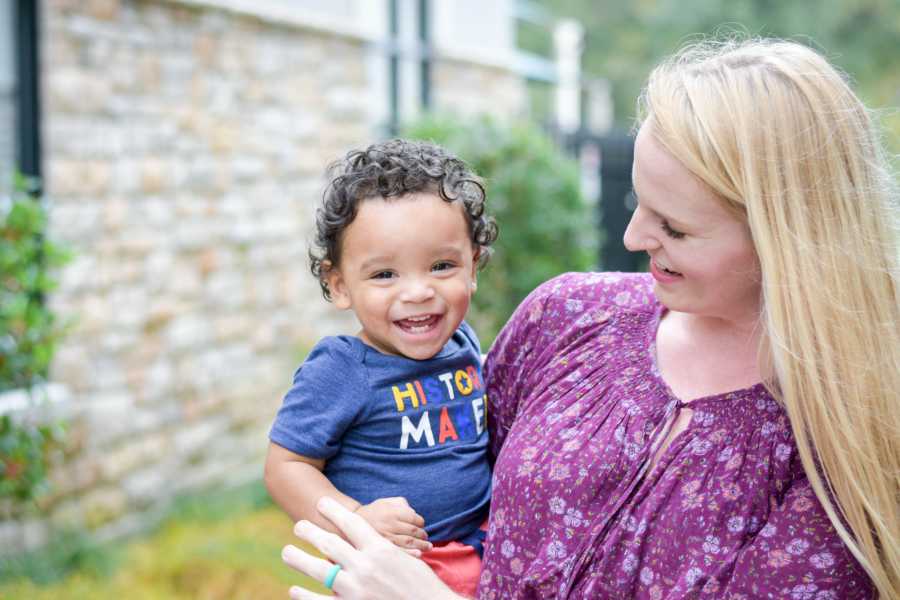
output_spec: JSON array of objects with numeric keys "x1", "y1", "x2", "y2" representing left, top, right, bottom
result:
[
  {"x1": 1, "y1": 0, "x2": 526, "y2": 554},
  {"x1": 433, "y1": 59, "x2": 525, "y2": 120}
]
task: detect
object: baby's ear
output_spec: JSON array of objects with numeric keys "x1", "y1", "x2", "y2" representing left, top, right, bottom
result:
[
  {"x1": 323, "y1": 262, "x2": 351, "y2": 310},
  {"x1": 470, "y1": 248, "x2": 481, "y2": 290}
]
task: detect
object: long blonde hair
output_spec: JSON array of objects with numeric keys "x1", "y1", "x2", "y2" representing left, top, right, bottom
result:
[{"x1": 639, "y1": 38, "x2": 900, "y2": 597}]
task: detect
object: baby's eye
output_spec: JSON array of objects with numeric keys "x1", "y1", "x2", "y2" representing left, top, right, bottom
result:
[
  {"x1": 432, "y1": 261, "x2": 456, "y2": 272},
  {"x1": 661, "y1": 220, "x2": 686, "y2": 240},
  {"x1": 371, "y1": 270, "x2": 395, "y2": 280}
]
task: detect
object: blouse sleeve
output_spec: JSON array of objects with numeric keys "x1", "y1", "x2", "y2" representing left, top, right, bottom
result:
[
  {"x1": 717, "y1": 470, "x2": 874, "y2": 599},
  {"x1": 483, "y1": 277, "x2": 560, "y2": 463}
]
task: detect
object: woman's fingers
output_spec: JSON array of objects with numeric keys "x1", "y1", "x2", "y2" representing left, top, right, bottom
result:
[
  {"x1": 293, "y1": 519, "x2": 359, "y2": 569},
  {"x1": 289, "y1": 586, "x2": 330, "y2": 600},
  {"x1": 317, "y1": 496, "x2": 395, "y2": 550},
  {"x1": 282, "y1": 544, "x2": 346, "y2": 595}
]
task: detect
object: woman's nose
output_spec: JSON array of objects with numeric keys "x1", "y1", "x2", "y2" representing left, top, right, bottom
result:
[{"x1": 623, "y1": 205, "x2": 659, "y2": 253}]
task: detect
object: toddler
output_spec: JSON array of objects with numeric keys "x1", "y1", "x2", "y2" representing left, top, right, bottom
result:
[{"x1": 265, "y1": 139, "x2": 498, "y2": 597}]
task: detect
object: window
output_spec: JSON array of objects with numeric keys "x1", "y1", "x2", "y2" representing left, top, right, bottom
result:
[
  {"x1": 0, "y1": 1, "x2": 15, "y2": 191},
  {"x1": 1, "y1": 0, "x2": 41, "y2": 193}
]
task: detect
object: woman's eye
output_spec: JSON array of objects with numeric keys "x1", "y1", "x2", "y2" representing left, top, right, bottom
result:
[{"x1": 661, "y1": 220, "x2": 686, "y2": 239}]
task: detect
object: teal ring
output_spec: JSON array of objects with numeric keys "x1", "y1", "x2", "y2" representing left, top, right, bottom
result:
[{"x1": 323, "y1": 563, "x2": 342, "y2": 590}]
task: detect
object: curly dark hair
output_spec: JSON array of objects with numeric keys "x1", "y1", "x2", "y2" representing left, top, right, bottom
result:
[{"x1": 310, "y1": 138, "x2": 498, "y2": 301}]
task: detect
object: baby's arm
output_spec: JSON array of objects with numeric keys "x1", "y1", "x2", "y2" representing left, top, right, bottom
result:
[{"x1": 264, "y1": 442, "x2": 432, "y2": 554}]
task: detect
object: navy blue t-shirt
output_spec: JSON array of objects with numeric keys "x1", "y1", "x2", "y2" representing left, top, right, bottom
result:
[{"x1": 269, "y1": 322, "x2": 491, "y2": 543}]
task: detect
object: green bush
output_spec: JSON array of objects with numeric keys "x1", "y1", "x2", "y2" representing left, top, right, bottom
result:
[
  {"x1": 405, "y1": 116, "x2": 599, "y2": 344},
  {"x1": 0, "y1": 173, "x2": 70, "y2": 505},
  {"x1": 1, "y1": 174, "x2": 70, "y2": 391}
]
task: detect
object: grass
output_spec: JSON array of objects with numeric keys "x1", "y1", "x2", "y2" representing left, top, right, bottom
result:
[{"x1": 0, "y1": 480, "x2": 328, "y2": 599}]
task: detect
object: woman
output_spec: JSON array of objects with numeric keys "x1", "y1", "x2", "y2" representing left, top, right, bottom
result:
[{"x1": 282, "y1": 38, "x2": 899, "y2": 599}]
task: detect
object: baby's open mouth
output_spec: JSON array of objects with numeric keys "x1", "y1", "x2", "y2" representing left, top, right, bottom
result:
[{"x1": 395, "y1": 314, "x2": 441, "y2": 333}]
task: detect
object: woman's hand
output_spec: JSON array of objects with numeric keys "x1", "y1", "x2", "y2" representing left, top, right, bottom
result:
[
  {"x1": 354, "y1": 496, "x2": 432, "y2": 555},
  {"x1": 282, "y1": 496, "x2": 462, "y2": 600}
]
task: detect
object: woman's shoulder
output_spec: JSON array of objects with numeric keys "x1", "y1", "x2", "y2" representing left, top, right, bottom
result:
[{"x1": 531, "y1": 271, "x2": 657, "y2": 313}]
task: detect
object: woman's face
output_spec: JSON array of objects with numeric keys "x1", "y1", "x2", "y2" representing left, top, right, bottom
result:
[{"x1": 624, "y1": 124, "x2": 761, "y2": 325}]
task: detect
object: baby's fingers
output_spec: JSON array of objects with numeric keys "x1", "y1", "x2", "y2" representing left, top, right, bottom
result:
[
  {"x1": 390, "y1": 504, "x2": 426, "y2": 529},
  {"x1": 405, "y1": 510, "x2": 426, "y2": 529},
  {"x1": 382, "y1": 518, "x2": 429, "y2": 541},
  {"x1": 388, "y1": 534, "x2": 433, "y2": 553}
]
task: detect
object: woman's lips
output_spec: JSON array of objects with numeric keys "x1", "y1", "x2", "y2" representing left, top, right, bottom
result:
[{"x1": 650, "y1": 258, "x2": 683, "y2": 283}]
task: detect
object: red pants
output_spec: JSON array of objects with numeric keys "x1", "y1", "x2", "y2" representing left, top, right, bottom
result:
[{"x1": 420, "y1": 521, "x2": 488, "y2": 598}]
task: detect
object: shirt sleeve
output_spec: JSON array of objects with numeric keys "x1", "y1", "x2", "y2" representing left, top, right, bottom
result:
[
  {"x1": 268, "y1": 338, "x2": 368, "y2": 460},
  {"x1": 483, "y1": 278, "x2": 555, "y2": 463},
  {"x1": 716, "y1": 470, "x2": 874, "y2": 599}
]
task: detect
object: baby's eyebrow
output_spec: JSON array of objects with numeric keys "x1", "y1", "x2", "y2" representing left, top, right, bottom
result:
[
  {"x1": 358, "y1": 256, "x2": 393, "y2": 272},
  {"x1": 433, "y1": 246, "x2": 465, "y2": 257}
]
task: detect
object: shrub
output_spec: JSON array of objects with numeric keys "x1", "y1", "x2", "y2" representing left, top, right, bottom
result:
[
  {"x1": 0, "y1": 173, "x2": 70, "y2": 505},
  {"x1": 405, "y1": 116, "x2": 598, "y2": 344}
]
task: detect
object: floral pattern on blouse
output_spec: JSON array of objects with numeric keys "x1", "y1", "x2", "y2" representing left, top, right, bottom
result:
[{"x1": 477, "y1": 272, "x2": 872, "y2": 599}]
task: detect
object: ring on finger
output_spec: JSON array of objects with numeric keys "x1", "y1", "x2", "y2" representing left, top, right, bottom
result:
[{"x1": 323, "y1": 563, "x2": 342, "y2": 590}]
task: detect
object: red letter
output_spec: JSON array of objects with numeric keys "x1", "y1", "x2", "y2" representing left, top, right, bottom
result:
[{"x1": 438, "y1": 406, "x2": 459, "y2": 444}]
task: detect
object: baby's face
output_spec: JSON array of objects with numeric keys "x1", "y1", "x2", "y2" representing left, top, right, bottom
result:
[{"x1": 326, "y1": 192, "x2": 478, "y2": 360}]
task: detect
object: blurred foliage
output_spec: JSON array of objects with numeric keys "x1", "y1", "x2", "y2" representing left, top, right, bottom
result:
[
  {"x1": 0, "y1": 173, "x2": 70, "y2": 507},
  {"x1": 0, "y1": 480, "x2": 324, "y2": 599},
  {"x1": 406, "y1": 115, "x2": 598, "y2": 345},
  {"x1": 540, "y1": 0, "x2": 900, "y2": 147},
  {"x1": 1, "y1": 173, "x2": 71, "y2": 392},
  {"x1": 0, "y1": 414, "x2": 64, "y2": 504}
]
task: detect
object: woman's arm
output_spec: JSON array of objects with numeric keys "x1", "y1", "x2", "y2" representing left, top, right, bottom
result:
[
  {"x1": 717, "y1": 474, "x2": 873, "y2": 598},
  {"x1": 283, "y1": 497, "x2": 465, "y2": 600}
]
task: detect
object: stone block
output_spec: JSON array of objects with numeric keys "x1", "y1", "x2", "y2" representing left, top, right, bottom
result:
[
  {"x1": 205, "y1": 271, "x2": 246, "y2": 309},
  {"x1": 82, "y1": 487, "x2": 128, "y2": 529},
  {"x1": 141, "y1": 369, "x2": 175, "y2": 405},
  {"x1": 49, "y1": 69, "x2": 114, "y2": 114},
  {"x1": 120, "y1": 467, "x2": 167, "y2": 508},
  {"x1": 193, "y1": 33, "x2": 218, "y2": 67},
  {"x1": 165, "y1": 261, "x2": 203, "y2": 298},
  {"x1": 113, "y1": 159, "x2": 141, "y2": 194},
  {"x1": 137, "y1": 54, "x2": 161, "y2": 92},
  {"x1": 49, "y1": 456, "x2": 101, "y2": 499},
  {"x1": 166, "y1": 313, "x2": 213, "y2": 350},
  {"x1": 209, "y1": 121, "x2": 240, "y2": 154},
  {"x1": 76, "y1": 295, "x2": 113, "y2": 334},
  {"x1": 88, "y1": 0, "x2": 120, "y2": 21},
  {"x1": 140, "y1": 158, "x2": 167, "y2": 194},
  {"x1": 49, "y1": 498, "x2": 85, "y2": 530},
  {"x1": 173, "y1": 417, "x2": 228, "y2": 458},
  {"x1": 82, "y1": 392, "x2": 137, "y2": 446},
  {"x1": 212, "y1": 313, "x2": 251, "y2": 342},
  {"x1": 98, "y1": 433, "x2": 167, "y2": 482}
]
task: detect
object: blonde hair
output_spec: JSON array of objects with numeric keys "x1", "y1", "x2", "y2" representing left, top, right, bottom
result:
[{"x1": 639, "y1": 38, "x2": 900, "y2": 597}]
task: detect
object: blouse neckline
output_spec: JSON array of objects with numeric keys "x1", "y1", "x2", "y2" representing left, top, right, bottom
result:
[{"x1": 645, "y1": 301, "x2": 769, "y2": 408}]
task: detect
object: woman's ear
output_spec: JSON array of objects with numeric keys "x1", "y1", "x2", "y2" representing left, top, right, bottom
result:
[{"x1": 323, "y1": 261, "x2": 351, "y2": 310}]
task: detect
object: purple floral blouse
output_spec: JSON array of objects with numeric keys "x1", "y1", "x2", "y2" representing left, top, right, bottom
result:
[{"x1": 477, "y1": 273, "x2": 872, "y2": 599}]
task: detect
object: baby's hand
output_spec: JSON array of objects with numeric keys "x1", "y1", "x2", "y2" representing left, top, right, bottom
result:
[{"x1": 354, "y1": 497, "x2": 432, "y2": 556}]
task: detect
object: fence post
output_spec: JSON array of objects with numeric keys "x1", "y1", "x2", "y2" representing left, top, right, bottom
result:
[{"x1": 553, "y1": 19, "x2": 582, "y2": 135}]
